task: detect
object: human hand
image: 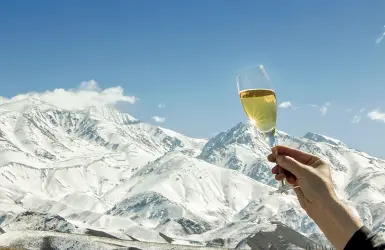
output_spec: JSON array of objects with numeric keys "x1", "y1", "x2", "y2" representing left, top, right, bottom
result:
[
  {"x1": 267, "y1": 145, "x2": 337, "y2": 217},
  {"x1": 267, "y1": 146, "x2": 362, "y2": 250}
]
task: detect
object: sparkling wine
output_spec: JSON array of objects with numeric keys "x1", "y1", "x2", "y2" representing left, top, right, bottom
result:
[{"x1": 239, "y1": 89, "x2": 277, "y2": 134}]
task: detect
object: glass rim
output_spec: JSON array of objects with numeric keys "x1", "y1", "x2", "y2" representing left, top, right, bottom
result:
[{"x1": 236, "y1": 64, "x2": 273, "y2": 93}]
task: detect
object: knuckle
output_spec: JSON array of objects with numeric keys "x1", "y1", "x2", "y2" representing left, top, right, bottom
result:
[
  {"x1": 280, "y1": 155, "x2": 291, "y2": 166},
  {"x1": 276, "y1": 155, "x2": 285, "y2": 165},
  {"x1": 311, "y1": 158, "x2": 327, "y2": 168}
]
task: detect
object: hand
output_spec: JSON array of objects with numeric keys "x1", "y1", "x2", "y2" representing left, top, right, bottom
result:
[
  {"x1": 267, "y1": 145, "x2": 337, "y2": 216},
  {"x1": 268, "y1": 146, "x2": 361, "y2": 250}
]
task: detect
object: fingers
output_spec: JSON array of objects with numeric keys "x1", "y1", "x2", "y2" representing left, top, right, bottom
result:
[
  {"x1": 273, "y1": 166, "x2": 297, "y2": 181},
  {"x1": 273, "y1": 146, "x2": 319, "y2": 165},
  {"x1": 275, "y1": 174, "x2": 283, "y2": 181},
  {"x1": 273, "y1": 170, "x2": 296, "y2": 184},
  {"x1": 276, "y1": 155, "x2": 309, "y2": 176},
  {"x1": 267, "y1": 154, "x2": 276, "y2": 163},
  {"x1": 285, "y1": 171, "x2": 297, "y2": 185}
]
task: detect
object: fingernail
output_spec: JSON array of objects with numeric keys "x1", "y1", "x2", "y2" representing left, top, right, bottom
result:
[
  {"x1": 267, "y1": 154, "x2": 276, "y2": 162},
  {"x1": 272, "y1": 165, "x2": 279, "y2": 174},
  {"x1": 272, "y1": 147, "x2": 278, "y2": 157}
]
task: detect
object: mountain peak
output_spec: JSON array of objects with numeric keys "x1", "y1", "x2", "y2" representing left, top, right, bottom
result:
[
  {"x1": 85, "y1": 106, "x2": 139, "y2": 124},
  {"x1": 0, "y1": 97, "x2": 59, "y2": 112},
  {"x1": 303, "y1": 132, "x2": 346, "y2": 147}
]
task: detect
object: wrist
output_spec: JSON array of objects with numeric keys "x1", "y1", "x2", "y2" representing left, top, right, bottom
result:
[
  {"x1": 310, "y1": 196, "x2": 361, "y2": 250},
  {"x1": 306, "y1": 193, "x2": 338, "y2": 219}
]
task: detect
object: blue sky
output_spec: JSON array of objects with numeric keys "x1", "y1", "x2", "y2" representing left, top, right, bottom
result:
[{"x1": 1, "y1": 1, "x2": 385, "y2": 157}]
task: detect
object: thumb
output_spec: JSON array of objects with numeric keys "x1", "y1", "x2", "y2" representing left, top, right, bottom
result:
[{"x1": 276, "y1": 155, "x2": 309, "y2": 177}]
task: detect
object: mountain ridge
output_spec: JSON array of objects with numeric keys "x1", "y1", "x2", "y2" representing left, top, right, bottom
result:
[{"x1": 0, "y1": 98, "x2": 384, "y2": 249}]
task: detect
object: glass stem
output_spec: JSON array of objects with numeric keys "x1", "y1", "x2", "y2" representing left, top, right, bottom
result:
[
  {"x1": 265, "y1": 130, "x2": 276, "y2": 148},
  {"x1": 265, "y1": 130, "x2": 285, "y2": 188}
]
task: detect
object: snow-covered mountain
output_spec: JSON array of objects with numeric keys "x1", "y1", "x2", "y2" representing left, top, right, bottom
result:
[{"x1": 0, "y1": 98, "x2": 385, "y2": 249}]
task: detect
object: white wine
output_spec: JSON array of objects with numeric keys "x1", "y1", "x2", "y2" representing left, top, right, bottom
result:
[{"x1": 239, "y1": 89, "x2": 277, "y2": 133}]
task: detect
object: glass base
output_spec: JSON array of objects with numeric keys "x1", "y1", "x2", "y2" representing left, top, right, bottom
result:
[{"x1": 270, "y1": 184, "x2": 300, "y2": 195}]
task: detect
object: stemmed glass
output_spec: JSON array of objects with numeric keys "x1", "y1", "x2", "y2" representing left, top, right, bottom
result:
[{"x1": 236, "y1": 65, "x2": 291, "y2": 193}]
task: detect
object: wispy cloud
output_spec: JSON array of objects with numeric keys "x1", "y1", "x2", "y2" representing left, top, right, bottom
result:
[
  {"x1": 152, "y1": 116, "x2": 166, "y2": 123},
  {"x1": 368, "y1": 109, "x2": 385, "y2": 123},
  {"x1": 308, "y1": 102, "x2": 330, "y2": 116},
  {"x1": 351, "y1": 115, "x2": 361, "y2": 123},
  {"x1": 359, "y1": 108, "x2": 365, "y2": 113},
  {"x1": 320, "y1": 107, "x2": 328, "y2": 116},
  {"x1": 279, "y1": 101, "x2": 292, "y2": 109},
  {"x1": 320, "y1": 102, "x2": 331, "y2": 116},
  {"x1": 158, "y1": 104, "x2": 165, "y2": 109},
  {"x1": 346, "y1": 108, "x2": 353, "y2": 113},
  {"x1": 376, "y1": 25, "x2": 385, "y2": 44},
  {"x1": 259, "y1": 65, "x2": 271, "y2": 82},
  {"x1": 0, "y1": 80, "x2": 137, "y2": 110}
]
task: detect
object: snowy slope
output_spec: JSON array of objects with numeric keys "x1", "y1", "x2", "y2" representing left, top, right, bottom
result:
[
  {"x1": 0, "y1": 230, "x2": 230, "y2": 250},
  {"x1": 0, "y1": 98, "x2": 385, "y2": 249},
  {"x1": 199, "y1": 122, "x2": 385, "y2": 243}
]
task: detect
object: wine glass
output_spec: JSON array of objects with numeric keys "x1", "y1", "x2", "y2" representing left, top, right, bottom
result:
[{"x1": 236, "y1": 65, "x2": 291, "y2": 193}]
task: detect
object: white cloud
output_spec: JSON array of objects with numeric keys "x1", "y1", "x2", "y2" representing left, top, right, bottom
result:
[
  {"x1": 308, "y1": 104, "x2": 318, "y2": 108},
  {"x1": 158, "y1": 104, "x2": 165, "y2": 109},
  {"x1": 346, "y1": 108, "x2": 353, "y2": 113},
  {"x1": 376, "y1": 26, "x2": 385, "y2": 44},
  {"x1": 368, "y1": 109, "x2": 385, "y2": 123},
  {"x1": 359, "y1": 108, "x2": 365, "y2": 113},
  {"x1": 0, "y1": 80, "x2": 137, "y2": 110},
  {"x1": 351, "y1": 115, "x2": 361, "y2": 123},
  {"x1": 152, "y1": 116, "x2": 166, "y2": 123},
  {"x1": 279, "y1": 101, "x2": 292, "y2": 108}
]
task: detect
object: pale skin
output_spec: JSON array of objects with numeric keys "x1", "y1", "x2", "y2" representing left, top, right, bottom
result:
[{"x1": 267, "y1": 146, "x2": 362, "y2": 250}]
